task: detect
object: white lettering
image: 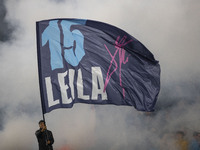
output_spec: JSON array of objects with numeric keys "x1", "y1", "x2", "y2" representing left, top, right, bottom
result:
[
  {"x1": 69, "y1": 69, "x2": 75, "y2": 100},
  {"x1": 45, "y1": 67, "x2": 107, "y2": 108},
  {"x1": 45, "y1": 77, "x2": 60, "y2": 107},
  {"x1": 91, "y1": 67, "x2": 108, "y2": 100},
  {"x1": 58, "y1": 71, "x2": 72, "y2": 104},
  {"x1": 77, "y1": 69, "x2": 90, "y2": 100}
]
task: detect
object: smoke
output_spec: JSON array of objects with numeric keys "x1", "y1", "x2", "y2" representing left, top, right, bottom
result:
[
  {"x1": 0, "y1": 0, "x2": 13, "y2": 42},
  {"x1": 0, "y1": 0, "x2": 200, "y2": 149}
]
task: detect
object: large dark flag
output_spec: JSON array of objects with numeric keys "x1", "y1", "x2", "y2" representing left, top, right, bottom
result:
[{"x1": 36, "y1": 19, "x2": 160, "y2": 114}]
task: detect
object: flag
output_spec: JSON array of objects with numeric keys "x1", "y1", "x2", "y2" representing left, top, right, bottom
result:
[{"x1": 36, "y1": 19, "x2": 160, "y2": 114}]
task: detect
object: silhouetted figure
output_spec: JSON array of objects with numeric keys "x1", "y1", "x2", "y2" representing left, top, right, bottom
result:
[
  {"x1": 175, "y1": 131, "x2": 188, "y2": 150},
  {"x1": 35, "y1": 120, "x2": 54, "y2": 150},
  {"x1": 189, "y1": 132, "x2": 200, "y2": 150}
]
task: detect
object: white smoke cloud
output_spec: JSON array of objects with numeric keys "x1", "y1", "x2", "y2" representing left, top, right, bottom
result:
[{"x1": 0, "y1": 0, "x2": 200, "y2": 149}]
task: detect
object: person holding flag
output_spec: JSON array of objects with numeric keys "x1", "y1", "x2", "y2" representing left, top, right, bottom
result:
[{"x1": 35, "y1": 120, "x2": 54, "y2": 150}]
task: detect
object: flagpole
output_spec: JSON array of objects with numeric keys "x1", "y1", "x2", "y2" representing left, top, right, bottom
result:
[
  {"x1": 36, "y1": 22, "x2": 46, "y2": 122},
  {"x1": 36, "y1": 22, "x2": 50, "y2": 150}
]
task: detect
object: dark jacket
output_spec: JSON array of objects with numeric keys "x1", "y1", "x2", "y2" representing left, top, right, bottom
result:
[{"x1": 35, "y1": 129, "x2": 54, "y2": 150}]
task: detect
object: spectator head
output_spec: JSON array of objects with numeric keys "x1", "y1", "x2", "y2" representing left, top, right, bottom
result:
[
  {"x1": 193, "y1": 131, "x2": 200, "y2": 140},
  {"x1": 175, "y1": 131, "x2": 185, "y2": 140},
  {"x1": 38, "y1": 120, "x2": 46, "y2": 129}
]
